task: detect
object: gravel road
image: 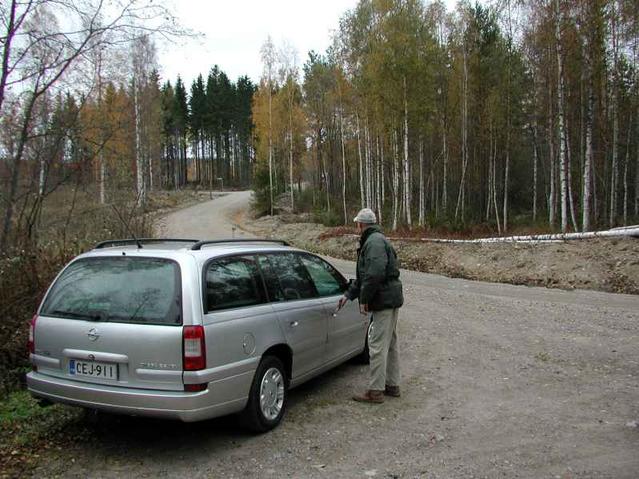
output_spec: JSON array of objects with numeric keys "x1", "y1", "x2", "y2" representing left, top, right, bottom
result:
[
  {"x1": 156, "y1": 190, "x2": 252, "y2": 239},
  {"x1": 38, "y1": 191, "x2": 639, "y2": 478}
]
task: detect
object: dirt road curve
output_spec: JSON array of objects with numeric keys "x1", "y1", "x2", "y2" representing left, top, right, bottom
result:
[
  {"x1": 41, "y1": 191, "x2": 639, "y2": 479},
  {"x1": 156, "y1": 191, "x2": 252, "y2": 239}
]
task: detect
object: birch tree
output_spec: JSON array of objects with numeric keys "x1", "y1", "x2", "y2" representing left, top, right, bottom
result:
[{"x1": 260, "y1": 36, "x2": 277, "y2": 215}]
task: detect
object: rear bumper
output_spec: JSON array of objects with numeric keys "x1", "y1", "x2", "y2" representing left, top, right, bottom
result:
[{"x1": 26, "y1": 371, "x2": 251, "y2": 422}]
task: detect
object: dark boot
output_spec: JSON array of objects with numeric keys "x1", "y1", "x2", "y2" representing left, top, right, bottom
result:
[
  {"x1": 352, "y1": 389, "x2": 384, "y2": 403},
  {"x1": 384, "y1": 385, "x2": 401, "y2": 397}
]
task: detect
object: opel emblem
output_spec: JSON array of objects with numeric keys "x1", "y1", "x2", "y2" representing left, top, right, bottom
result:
[{"x1": 87, "y1": 328, "x2": 100, "y2": 341}]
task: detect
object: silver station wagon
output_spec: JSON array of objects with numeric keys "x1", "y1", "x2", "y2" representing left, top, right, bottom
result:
[{"x1": 27, "y1": 238, "x2": 369, "y2": 431}]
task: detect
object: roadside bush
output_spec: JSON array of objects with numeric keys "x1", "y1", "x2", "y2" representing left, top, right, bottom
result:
[
  {"x1": 313, "y1": 209, "x2": 343, "y2": 227},
  {"x1": 0, "y1": 242, "x2": 88, "y2": 395},
  {"x1": 294, "y1": 187, "x2": 317, "y2": 212}
]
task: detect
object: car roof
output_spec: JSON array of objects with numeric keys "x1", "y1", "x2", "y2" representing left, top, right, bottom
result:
[{"x1": 79, "y1": 239, "x2": 299, "y2": 261}]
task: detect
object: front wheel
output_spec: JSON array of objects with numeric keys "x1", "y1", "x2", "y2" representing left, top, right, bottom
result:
[
  {"x1": 353, "y1": 320, "x2": 371, "y2": 364},
  {"x1": 241, "y1": 356, "x2": 287, "y2": 433}
]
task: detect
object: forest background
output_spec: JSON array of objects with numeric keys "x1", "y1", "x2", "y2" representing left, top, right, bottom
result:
[{"x1": 253, "y1": 0, "x2": 639, "y2": 237}]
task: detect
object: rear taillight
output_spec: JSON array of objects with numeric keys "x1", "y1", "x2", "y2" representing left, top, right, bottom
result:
[
  {"x1": 28, "y1": 315, "x2": 37, "y2": 355},
  {"x1": 183, "y1": 325, "x2": 206, "y2": 371}
]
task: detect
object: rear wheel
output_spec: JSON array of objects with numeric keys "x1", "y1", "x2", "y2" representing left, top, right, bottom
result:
[{"x1": 241, "y1": 355, "x2": 287, "y2": 433}]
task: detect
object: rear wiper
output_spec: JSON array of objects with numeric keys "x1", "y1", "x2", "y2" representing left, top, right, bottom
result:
[{"x1": 49, "y1": 310, "x2": 102, "y2": 321}]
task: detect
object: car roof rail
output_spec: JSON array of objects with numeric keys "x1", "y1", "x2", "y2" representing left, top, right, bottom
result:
[
  {"x1": 190, "y1": 238, "x2": 290, "y2": 250},
  {"x1": 94, "y1": 238, "x2": 200, "y2": 249}
]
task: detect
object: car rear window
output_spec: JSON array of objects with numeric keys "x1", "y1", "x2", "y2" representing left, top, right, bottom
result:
[{"x1": 40, "y1": 257, "x2": 182, "y2": 325}]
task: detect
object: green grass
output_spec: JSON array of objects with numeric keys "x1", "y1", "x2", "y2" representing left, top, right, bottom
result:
[
  {"x1": 0, "y1": 390, "x2": 83, "y2": 477},
  {"x1": 0, "y1": 390, "x2": 81, "y2": 446}
]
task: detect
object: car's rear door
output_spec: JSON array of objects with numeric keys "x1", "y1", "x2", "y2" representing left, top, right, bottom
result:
[
  {"x1": 33, "y1": 255, "x2": 186, "y2": 391},
  {"x1": 200, "y1": 254, "x2": 281, "y2": 399},
  {"x1": 257, "y1": 253, "x2": 327, "y2": 380}
]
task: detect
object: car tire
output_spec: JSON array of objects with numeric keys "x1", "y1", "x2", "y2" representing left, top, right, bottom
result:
[
  {"x1": 241, "y1": 355, "x2": 288, "y2": 433},
  {"x1": 354, "y1": 321, "x2": 371, "y2": 364}
]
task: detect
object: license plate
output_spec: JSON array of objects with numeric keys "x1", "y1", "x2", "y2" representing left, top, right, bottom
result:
[{"x1": 69, "y1": 359, "x2": 117, "y2": 380}]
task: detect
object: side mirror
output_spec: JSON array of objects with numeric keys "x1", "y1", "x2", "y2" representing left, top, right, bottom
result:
[{"x1": 348, "y1": 278, "x2": 355, "y2": 285}]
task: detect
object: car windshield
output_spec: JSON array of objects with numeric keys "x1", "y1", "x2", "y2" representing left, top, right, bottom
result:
[{"x1": 40, "y1": 257, "x2": 182, "y2": 325}]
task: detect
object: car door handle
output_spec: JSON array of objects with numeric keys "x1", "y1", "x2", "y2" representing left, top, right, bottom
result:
[{"x1": 289, "y1": 321, "x2": 299, "y2": 328}]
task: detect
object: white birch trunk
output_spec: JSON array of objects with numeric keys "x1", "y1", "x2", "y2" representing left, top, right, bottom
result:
[
  {"x1": 548, "y1": 64, "x2": 556, "y2": 226},
  {"x1": 610, "y1": 0, "x2": 619, "y2": 227},
  {"x1": 148, "y1": 149, "x2": 153, "y2": 192},
  {"x1": 268, "y1": 79, "x2": 274, "y2": 216},
  {"x1": 623, "y1": 120, "x2": 631, "y2": 225},
  {"x1": 340, "y1": 105, "x2": 347, "y2": 225},
  {"x1": 556, "y1": 0, "x2": 568, "y2": 232},
  {"x1": 38, "y1": 154, "x2": 45, "y2": 196},
  {"x1": 322, "y1": 141, "x2": 331, "y2": 213},
  {"x1": 96, "y1": 54, "x2": 106, "y2": 205},
  {"x1": 636, "y1": 117, "x2": 639, "y2": 217},
  {"x1": 503, "y1": 149, "x2": 509, "y2": 232},
  {"x1": 532, "y1": 122, "x2": 538, "y2": 222},
  {"x1": 366, "y1": 122, "x2": 373, "y2": 208},
  {"x1": 364, "y1": 123, "x2": 379, "y2": 209},
  {"x1": 232, "y1": 132, "x2": 237, "y2": 185},
  {"x1": 174, "y1": 134, "x2": 180, "y2": 189},
  {"x1": 134, "y1": 77, "x2": 145, "y2": 206},
  {"x1": 37, "y1": 91, "x2": 49, "y2": 198},
  {"x1": 289, "y1": 114, "x2": 294, "y2": 213},
  {"x1": 377, "y1": 136, "x2": 383, "y2": 224},
  {"x1": 100, "y1": 160, "x2": 105, "y2": 205},
  {"x1": 492, "y1": 136, "x2": 501, "y2": 234},
  {"x1": 504, "y1": 0, "x2": 512, "y2": 233},
  {"x1": 418, "y1": 139, "x2": 424, "y2": 226},
  {"x1": 442, "y1": 119, "x2": 447, "y2": 213},
  {"x1": 38, "y1": 127, "x2": 46, "y2": 197},
  {"x1": 357, "y1": 113, "x2": 365, "y2": 208},
  {"x1": 583, "y1": 53, "x2": 594, "y2": 231},
  {"x1": 380, "y1": 137, "x2": 385, "y2": 210},
  {"x1": 403, "y1": 77, "x2": 411, "y2": 228},
  {"x1": 486, "y1": 129, "x2": 493, "y2": 221},
  {"x1": 634, "y1": 39, "x2": 639, "y2": 217},
  {"x1": 392, "y1": 131, "x2": 399, "y2": 231},
  {"x1": 566, "y1": 129, "x2": 578, "y2": 231},
  {"x1": 455, "y1": 44, "x2": 468, "y2": 222}
]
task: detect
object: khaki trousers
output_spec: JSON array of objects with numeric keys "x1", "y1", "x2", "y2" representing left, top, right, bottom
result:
[{"x1": 368, "y1": 308, "x2": 400, "y2": 391}]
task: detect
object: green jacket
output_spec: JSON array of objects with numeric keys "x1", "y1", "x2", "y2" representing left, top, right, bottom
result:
[{"x1": 345, "y1": 224, "x2": 403, "y2": 311}]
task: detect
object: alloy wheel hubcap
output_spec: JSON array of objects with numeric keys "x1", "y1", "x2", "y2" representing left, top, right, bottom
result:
[{"x1": 260, "y1": 367, "x2": 284, "y2": 420}]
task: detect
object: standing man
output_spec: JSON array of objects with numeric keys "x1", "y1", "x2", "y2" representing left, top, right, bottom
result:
[{"x1": 338, "y1": 208, "x2": 404, "y2": 403}]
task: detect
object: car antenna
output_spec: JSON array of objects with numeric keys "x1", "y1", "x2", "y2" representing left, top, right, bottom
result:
[{"x1": 110, "y1": 204, "x2": 143, "y2": 249}]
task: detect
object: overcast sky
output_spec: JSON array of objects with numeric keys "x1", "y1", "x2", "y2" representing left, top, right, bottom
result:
[
  {"x1": 158, "y1": 0, "x2": 359, "y2": 87},
  {"x1": 158, "y1": 0, "x2": 458, "y2": 88}
]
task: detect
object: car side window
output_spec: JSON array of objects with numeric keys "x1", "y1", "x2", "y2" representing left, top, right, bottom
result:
[
  {"x1": 256, "y1": 255, "x2": 285, "y2": 302},
  {"x1": 300, "y1": 254, "x2": 346, "y2": 297},
  {"x1": 267, "y1": 253, "x2": 317, "y2": 301},
  {"x1": 204, "y1": 255, "x2": 265, "y2": 312}
]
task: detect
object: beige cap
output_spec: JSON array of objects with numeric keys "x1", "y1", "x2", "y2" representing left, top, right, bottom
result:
[{"x1": 353, "y1": 208, "x2": 377, "y2": 224}]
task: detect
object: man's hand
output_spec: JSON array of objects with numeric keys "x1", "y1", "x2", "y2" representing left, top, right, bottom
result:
[
  {"x1": 337, "y1": 295, "x2": 348, "y2": 311},
  {"x1": 359, "y1": 303, "x2": 369, "y2": 314}
]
